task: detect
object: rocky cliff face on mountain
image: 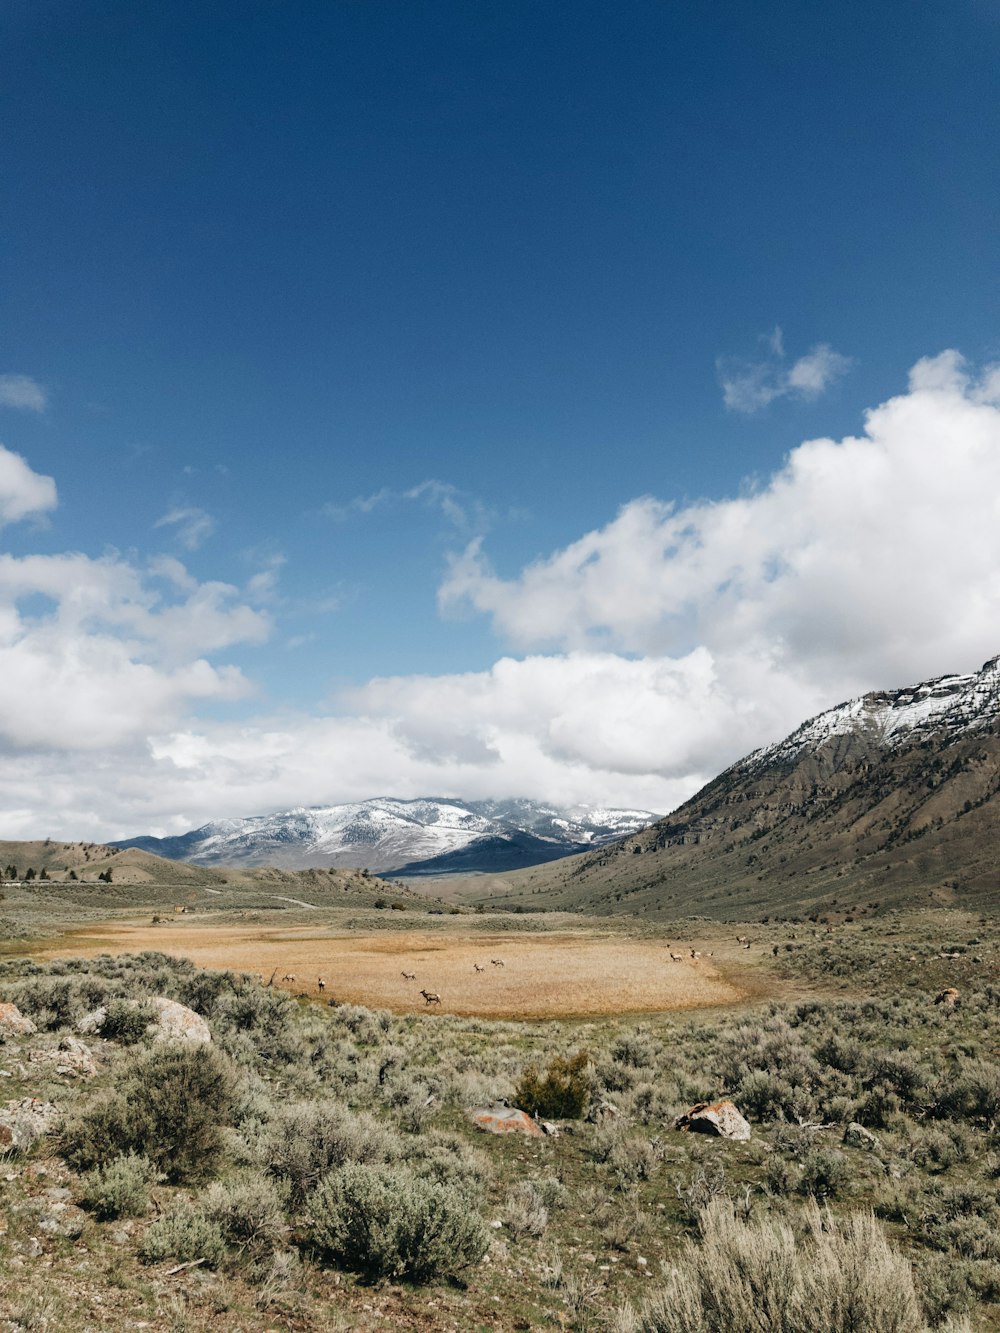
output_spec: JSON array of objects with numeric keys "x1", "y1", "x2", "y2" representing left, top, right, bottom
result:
[
  {"x1": 113, "y1": 798, "x2": 658, "y2": 875},
  {"x1": 491, "y1": 656, "x2": 1000, "y2": 919}
]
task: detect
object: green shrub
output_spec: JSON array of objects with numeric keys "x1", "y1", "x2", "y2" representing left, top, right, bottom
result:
[
  {"x1": 799, "y1": 1148, "x2": 848, "y2": 1200},
  {"x1": 504, "y1": 1180, "x2": 550, "y2": 1239},
  {"x1": 307, "y1": 1161, "x2": 490, "y2": 1282},
  {"x1": 202, "y1": 1171, "x2": 288, "y2": 1257},
  {"x1": 140, "y1": 1202, "x2": 227, "y2": 1267},
  {"x1": 79, "y1": 1152, "x2": 162, "y2": 1219},
  {"x1": 61, "y1": 1042, "x2": 238, "y2": 1182},
  {"x1": 266, "y1": 1100, "x2": 396, "y2": 1206},
  {"x1": 515, "y1": 1050, "x2": 591, "y2": 1120},
  {"x1": 99, "y1": 998, "x2": 155, "y2": 1045}
]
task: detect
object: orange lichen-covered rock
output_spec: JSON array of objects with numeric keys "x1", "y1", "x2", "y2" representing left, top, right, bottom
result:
[
  {"x1": 0, "y1": 1002, "x2": 36, "y2": 1037},
  {"x1": 468, "y1": 1104, "x2": 543, "y2": 1137},
  {"x1": 674, "y1": 1099, "x2": 751, "y2": 1141}
]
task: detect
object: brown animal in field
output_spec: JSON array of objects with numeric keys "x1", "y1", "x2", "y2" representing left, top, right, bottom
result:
[
  {"x1": 473, "y1": 963, "x2": 485, "y2": 972},
  {"x1": 419, "y1": 989, "x2": 441, "y2": 1005},
  {"x1": 690, "y1": 949, "x2": 701, "y2": 959},
  {"x1": 317, "y1": 977, "x2": 326, "y2": 992},
  {"x1": 669, "y1": 952, "x2": 683, "y2": 962},
  {"x1": 281, "y1": 973, "x2": 296, "y2": 982},
  {"x1": 935, "y1": 987, "x2": 960, "y2": 1008},
  {"x1": 401, "y1": 971, "x2": 416, "y2": 981},
  {"x1": 743, "y1": 942, "x2": 751, "y2": 950},
  {"x1": 491, "y1": 958, "x2": 505, "y2": 968}
]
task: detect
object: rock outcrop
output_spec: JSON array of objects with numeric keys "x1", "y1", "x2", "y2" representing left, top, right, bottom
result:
[
  {"x1": 674, "y1": 1099, "x2": 751, "y2": 1141},
  {"x1": 0, "y1": 1003, "x2": 36, "y2": 1038},
  {"x1": 468, "y1": 1105, "x2": 543, "y2": 1137}
]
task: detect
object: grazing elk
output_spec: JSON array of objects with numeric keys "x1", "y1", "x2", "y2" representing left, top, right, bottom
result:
[
  {"x1": 491, "y1": 958, "x2": 505, "y2": 968},
  {"x1": 473, "y1": 963, "x2": 485, "y2": 973},
  {"x1": 669, "y1": 952, "x2": 683, "y2": 962},
  {"x1": 281, "y1": 973, "x2": 296, "y2": 982},
  {"x1": 317, "y1": 977, "x2": 326, "y2": 992},
  {"x1": 401, "y1": 971, "x2": 416, "y2": 981},
  {"x1": 420, "y1": 989, "x2": 441, "y2": 1005},
  {"x1": 690, "y1": 949, "x2": 701, "y2": 959}
]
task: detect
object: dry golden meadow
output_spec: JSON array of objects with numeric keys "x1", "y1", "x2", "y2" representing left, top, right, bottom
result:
[{"x1": 36, "y1": 920, "x2": 746, "y2": 1018}]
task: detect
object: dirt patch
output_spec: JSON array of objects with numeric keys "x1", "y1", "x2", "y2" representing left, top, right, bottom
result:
[{"x1": 34, "y1": 922, "x2": 747, "y2": 1019}]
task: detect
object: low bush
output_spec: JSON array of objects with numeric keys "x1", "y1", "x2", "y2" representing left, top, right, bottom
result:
[
  {"x1": 79, "y1": 1151, "x2": 162, "y2": 1219},
  {"x1": 61, "y1": 1042, "x2": 238, "y2": 1182},
  {"x1": 625, "y1": 1199, "x2": 925, "y2": 1332},
  {"x1": 307, "y1": 1161, "x2": 490, "y2": 1282},
  {"x1": 140, "y1": 1202, "x2": 227, "y2": 1267},
  {"x1": 515, "y1": 1050, "x2": 591, "y2": 1120},
  {"x1": 799, "y1": 1148, "x2": 848, "y2": 1200},
  {"x1": 99, "y1": 998, "x2": 155, "y2": 1045},
  {"x1": 202, "y1": 1171, "x2": 288, "y2": 1257}
]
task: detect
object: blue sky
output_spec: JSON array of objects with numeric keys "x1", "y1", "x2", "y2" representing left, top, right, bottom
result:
[{"x1": 2, "y1": 1, "x2": 1000, "y2": 838}]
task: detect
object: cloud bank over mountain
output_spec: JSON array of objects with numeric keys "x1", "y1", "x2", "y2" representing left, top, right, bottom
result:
[{"x1": 3, "y1": 352, "x2": 1000, "y2": 839}]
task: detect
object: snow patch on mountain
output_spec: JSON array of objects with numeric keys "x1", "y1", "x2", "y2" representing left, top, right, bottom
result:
[
  {"x1": 742, "y1": 655, "x2": 1000, "y2": 774},
  {"x1": 114, "y1": 797, "x2": 659, "y2": 874}
]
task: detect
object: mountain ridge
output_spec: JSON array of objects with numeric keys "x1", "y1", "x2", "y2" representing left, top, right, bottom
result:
[
  {"x1": 112, "y1": 797, "x2": 659, "y2": 875},
  {"x1": 469, "y1": 655, "x2": 1000, "y2": 919}
]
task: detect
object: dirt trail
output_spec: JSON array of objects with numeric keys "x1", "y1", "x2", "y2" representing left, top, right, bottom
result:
[{"x1": 37, "y1": 922, "x2": 748, "y2": 1019}]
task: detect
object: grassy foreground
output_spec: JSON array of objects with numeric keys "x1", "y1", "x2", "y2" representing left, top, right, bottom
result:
[{"x1": 0, "y1": 908, "x2": 997, "y2": 1330}]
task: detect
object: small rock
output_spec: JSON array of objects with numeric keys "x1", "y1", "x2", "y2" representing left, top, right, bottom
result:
[
  {"x1": 586, "y1": 1099, "x2": 621, "y2": 1124},
  {"x1": 843, "y1": 1122, "x2": 880, "y2": 1150},
  {"x1": 468, "y1": 1105, "x2": 543, "y2": 1138},
  {"x1": 0, "y1": 1099, "x2": 59, "y2": 1153},
  {"x1": 36, "y1": 1203, "x2": 86, "y2": 1239},
  {"x1": 0, "y1": 1004, "x2": 36, "y2": 1038},
  {"x1": 76, "y1": 1007, "x2": 106, "y2": 1035},
  {"x1": 674, "y1": 1099, "x2": 751, "y2": 1141},
  {"x1": 16, "y1": 1237, "x2": 43, "y2": 1258}
]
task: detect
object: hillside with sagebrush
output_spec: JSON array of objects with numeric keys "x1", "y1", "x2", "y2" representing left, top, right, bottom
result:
[{"x1": 470, "y1": 656, "x2": 1000, "y2": 920}]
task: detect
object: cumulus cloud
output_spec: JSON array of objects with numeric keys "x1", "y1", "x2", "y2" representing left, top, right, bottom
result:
[
  {"x1": 718, "y1": 328, "x2": 853, "y2": 412},
  {"x1": 0, "y1": 549, "x2": 269, "y2": 750},
  {"x1": 6, "y1": 350, "x2": 1000, "y2": 842},
  {"x1": 154, "y1": 505, "x2": 217, "y2": 551},
  {"x1": 0, "y1": 445, "x2": 57, "y2": 526},
  {"x1": 0, "y1": 374, "x2": 47, "y2": 413}
]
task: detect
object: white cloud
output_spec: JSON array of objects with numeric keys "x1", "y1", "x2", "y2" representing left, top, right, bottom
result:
[
  {"x1": 0, "y1": 374, "x2": 47, "y2": 413},
  {"x1": 0, "y1": 445, "x2": 57, "y2": 526},
  {"x1": 324, "y1": 478, "x2": 499, "y2": 536},
  {"x1": 154, "y1": 506, "x2": 216, "y2": 551},
  {"x1": 0, "y1": 549, "x2": 269, "y2": 749},
  {"x1": 443, "y1": 349, "x2": 1000, "y2": 695},
  {"x1": 718, "y1": 329, "x2": 853, "y2": 412},
  {"x1": 5, "y1": 351, "x2": 1000, "y2": 842}
]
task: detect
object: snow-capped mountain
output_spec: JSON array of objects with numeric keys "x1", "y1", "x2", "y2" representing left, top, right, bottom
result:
[
  {"x1": 499, "y1": 655, "x2": 1000, "y2": 920},
  {"x1": 113, "y1": 798, "x2": 659, "y2": 875},
  {"x1": 744, "y1": 655, "x2": 1000, "y2": 775}
]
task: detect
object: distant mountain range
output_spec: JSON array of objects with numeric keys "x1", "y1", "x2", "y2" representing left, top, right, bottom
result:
[
  {"x1": 112, "y1": 797, "x2": 659, "y2": 875},
  {"x1": 483, "y1": 655, "x2": 1000, "y2": 919}
]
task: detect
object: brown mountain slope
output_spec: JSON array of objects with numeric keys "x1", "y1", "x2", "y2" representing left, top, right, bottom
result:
[{"x1": 465, "y1": 670, "x2": 1000, "y2": 921}]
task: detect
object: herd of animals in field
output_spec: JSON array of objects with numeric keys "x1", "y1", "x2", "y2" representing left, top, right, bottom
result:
[
  {"x1": 261, "y1": 956, "x2": 512, "y2": 1007},
  {"x1": 259, "y1": 939, "x2": 757, "y2": 1010}
]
